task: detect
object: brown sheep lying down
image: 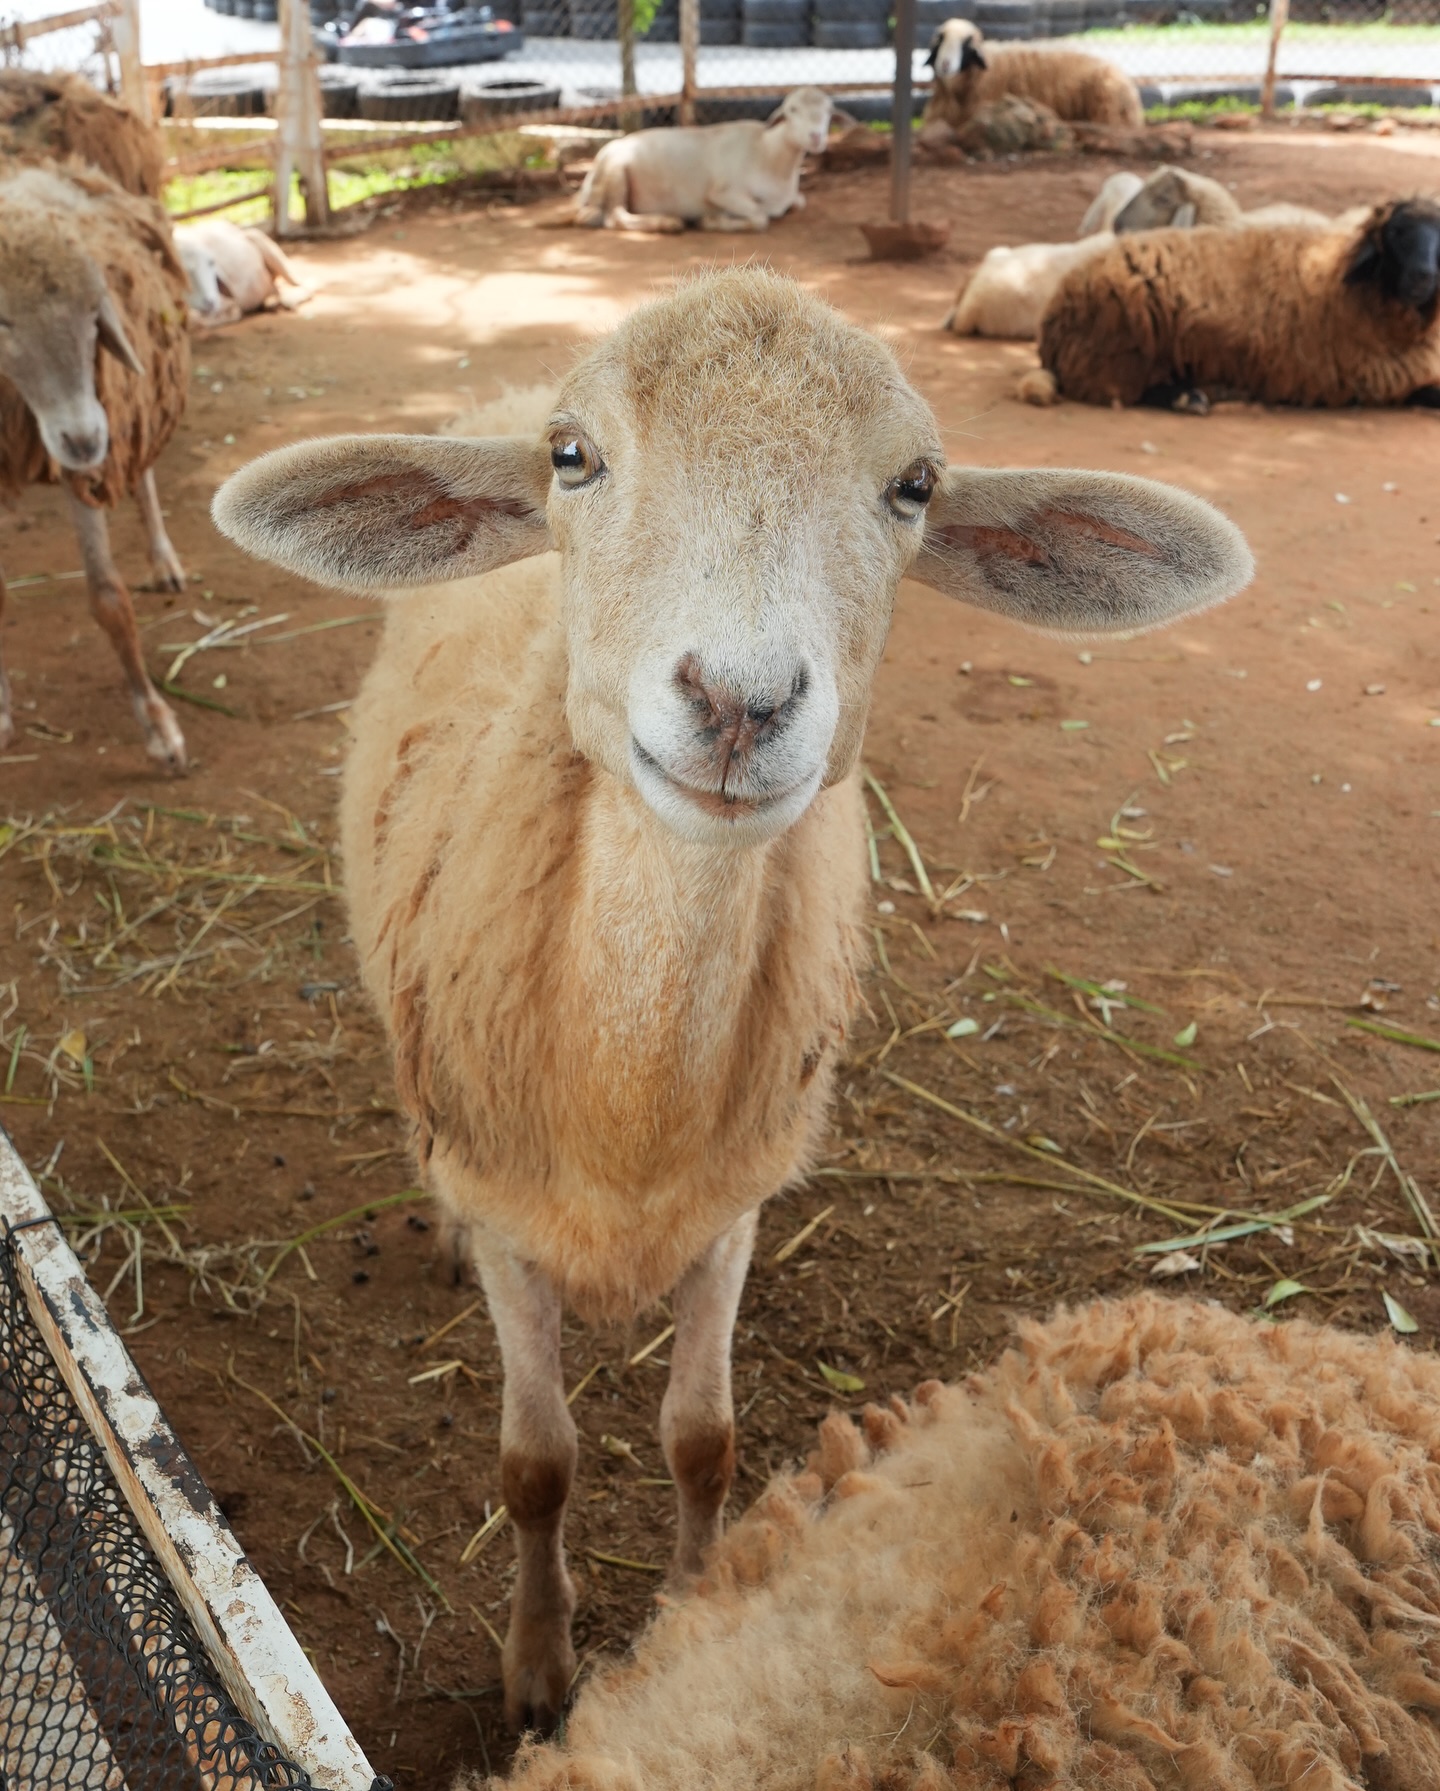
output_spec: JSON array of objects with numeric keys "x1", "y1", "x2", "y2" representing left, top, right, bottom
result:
[
  {"x1": 1026, "y1": 199, "x2": 1440, "y2": 413},
  {"x1": 923, "y1": 19, "x2": 1142, "y2": 135},
  {"x1": 488, "y1": 1294, "x2": 1440, "y2": 1791}
]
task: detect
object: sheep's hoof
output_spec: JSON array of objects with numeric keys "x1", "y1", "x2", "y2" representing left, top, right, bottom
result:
[
  {"x1": 502, "y1": 1632, "x2": 577, "y2": 1736},
  {"x1": 140, "y1": 695, "x2": 188, "y2": 776},
  {"x1": 1016, "y1": 368, "x2": 1059, "y2": 407},
  {"x1": 149, "y1": 554, "x2": 186, "y2": 593}
]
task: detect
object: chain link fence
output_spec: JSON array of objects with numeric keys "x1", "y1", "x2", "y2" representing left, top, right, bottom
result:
[{"x1": 0, "y1": 1, "x2": 120, "y2": 88}]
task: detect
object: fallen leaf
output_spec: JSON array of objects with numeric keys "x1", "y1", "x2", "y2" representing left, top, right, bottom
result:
[
  {"x1": 816, "y1": 1361, "x2": 865, "y2": 1395},
  {"x1": 1173, "y1": 1022, "x2": 1198, "y2": 1048},
  {"x1": 1383, "y1": 1291, "x2": 1420, "y2": 1334},
  {"x1": 946, "y1": 1018, "x2": 980, "y2": 1038},
  {"x1": 1151, "y1": 1251, "x2": 1201, "y2": 1278},
  {"x1": 1265, "y1": 1279, "x2": 1310, "y2": 1308},
  {"x1": 58, "y1": 1029, "x2": 87, "y2": 1066}
]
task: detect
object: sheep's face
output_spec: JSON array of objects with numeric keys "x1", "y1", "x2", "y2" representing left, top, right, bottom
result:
[
  {"x1": 176, "y1": 236, "x2": 229, "y2": 323},
  {"x1": 1348, "y1": 200, "x2": 1440, "y2": 317},
  {"x1": 0, "y1": 211, "x2": 143, "y2": 474},
  {"x1": 546, "y1": 273, "x2": 941, "y2": 845},
  {"x1": 1113, "y1": 168, "x2": 1192, "y2": 235},
  {"x1": 213, "y1": 267, "x2": 1256, "y2": 851},
  {"x1": 927, "y1": 19, "x2": 987, "y2": 80},
  {"x1": 766, "y1": 86, "x2": 834, "y2": 157}
]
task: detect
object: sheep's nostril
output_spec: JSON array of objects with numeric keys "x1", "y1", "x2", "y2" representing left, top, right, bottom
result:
[{"x1": 60, "y1": 431, "x2": 101, "y2": 466}]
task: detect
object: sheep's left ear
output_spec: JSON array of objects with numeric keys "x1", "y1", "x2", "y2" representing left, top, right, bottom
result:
[
  {"x1": 212, "y1": 434, "x2": 553, "y2": 591},
  {"x1": 764, "y1": 104, "x2": 786, "y2": 127},
  {"x1": 924, "y1": 31, "x2": 941, "y2": 67},
  {"x1": 960, "y1": 40, "x2": 987, "y2": 70},
  {"x1": 909, "y1": 467, "x2": 1253, "y2": 632},
  {"x1": 97, "y1": 286, "x2": 144, "y2": 375}
]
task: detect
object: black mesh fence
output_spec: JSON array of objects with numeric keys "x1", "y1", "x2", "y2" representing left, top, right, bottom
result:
[{"x1": 0, "y1": 1224, "x2": 324, "y2": 1791}]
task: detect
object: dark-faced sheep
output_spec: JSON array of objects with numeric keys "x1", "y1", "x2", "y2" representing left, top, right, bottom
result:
[
  {"x1": 923, "y1": 19, "x2": 1143, "y2": 136},
  {"x1": 0, "y1": 164, "x2": 190, "y2": 768},
  {"x1": 0, "y1": 68, "x2": 163, "y2": 200},
  {"x1": 489, "y1": 1293, "x2": 1440, "y2": 1791},
  {"x1": 213, "y1": 268, "x2": 1250, "y2": 1731},
  {"x1": 1026, "y1": 199, "x2": 1440, "y2": 412}
]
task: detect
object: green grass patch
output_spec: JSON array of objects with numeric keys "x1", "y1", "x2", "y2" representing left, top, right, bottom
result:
[{"x1": 165, "y1": 133, "x2": 543, "y2": 227}]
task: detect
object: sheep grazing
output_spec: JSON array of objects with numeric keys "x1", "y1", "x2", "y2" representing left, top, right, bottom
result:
[
  {"x1": 490, "y1": 1294, "x2": 1440, "y2": 1791},
  {"x1": 0, "y1": 68, "x2": 163, "y2": 199},
  {"x1": 1113, "y1": 163, "x2": 1338, "y2": 234},
  {"x1": 572, "y1": 87, "x2": 833, "y2": 232},
  {"x1": 923, "y1": 19, "x2": 1143, "y2": 137},
  {"x1": 0, "y1": 164, "x2": 190, "y2": 768},
  {"x1": 212, "y1": 267, "x2": 1252, "y2": 1731},
  {"x1": 175, "y1": 220, "x2": 312, "y2": 327},
  {"x1": 1028, "y1": 198, "x2": 1440, "y2": 412}
]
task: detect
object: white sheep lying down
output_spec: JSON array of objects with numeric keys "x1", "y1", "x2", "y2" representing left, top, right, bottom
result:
[
  {"x1": 490, "y1": 1294, "x2": 1440, "y2": 1791},
  {"x1": 573, "y1": 86, "x2": 833, "y2": 232},
  {"x1": 175, "y1": 219, "x2": 311, "y2": 327}
]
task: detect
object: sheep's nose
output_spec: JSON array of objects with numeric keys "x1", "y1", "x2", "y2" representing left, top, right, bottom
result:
[
  {"x1": 675, "y1": 654, "x2": 808, "y2": 780},
  {"x1": 60, "y1": 429, "x2": 103, "y2": 467}
]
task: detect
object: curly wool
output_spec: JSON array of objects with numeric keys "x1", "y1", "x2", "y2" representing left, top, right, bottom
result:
[
  {"x1": 1037, "y1": 203, "x2": 1440, "y2": 408},
  {"x1": 0, "y1": 69, "x2": 163, "y2": 198},
  {"x1": 489, "y1": 1294, "x2": 1440, "y2": 1791},
  {"x1": 0, "y1": 163, "x2": 190, "y2": 507}
]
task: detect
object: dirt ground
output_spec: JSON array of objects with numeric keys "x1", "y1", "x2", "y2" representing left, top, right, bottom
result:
[{"x1": 3, "y1": 125, "x2": 1440, "y2": 1787}]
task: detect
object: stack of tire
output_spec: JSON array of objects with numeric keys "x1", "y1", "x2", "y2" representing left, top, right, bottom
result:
[
  {"x1": 645, "y1": 0, "x2": 680, "y2": 38},
  {"x1": 459, "y1": 74, "x2": 563, "y2": 120},
  {"x1": 357, "y1": 71, "x2": 462, "y2": 118},
  {"x1": 910, "y1": 0, "x2": 955, "y2": 47},
  {"x1": 698, "y1": 0, "x2": 743, "y2": 44},
  {"x1": 521, "y1": 0, "x2": 570, "y2": 35},
  {"x1": 811, "y1": 0, "x2": 888, "y2": 48},
  {"x1": 1044, "y1": 0, "x2": 1088, "y2": 31},
  {"x1": 741, "y1": 0, "x2": 807, "y2": 47},
  {"x1": 569, "y1": 0, "x2": 619, "y2": 38},
  {"x1": 166, "y1": 64, "x2": 278, "y2": 116}
]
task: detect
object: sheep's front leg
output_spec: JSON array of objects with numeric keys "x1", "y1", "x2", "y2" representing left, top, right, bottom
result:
[
  {"x1": 475, "y1": 1242, "x2": 578, "y2": 1733},
  {"x1": 65, "y1": 493, "x2": 186, "y2": 773},
  {"x1": 700, "y1": 189, "x2": 771, "y2": 232},
  {"x1": 661, "y1": 1210, "x2": 757, "y2": 1578},
  {"x1": 134, "y1": 468, "x2": 185, "y2": 592}
]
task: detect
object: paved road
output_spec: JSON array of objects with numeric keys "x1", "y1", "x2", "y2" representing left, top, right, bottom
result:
[{"x1": 6, "y1": 0, "x2": 1435, "y2": 97}]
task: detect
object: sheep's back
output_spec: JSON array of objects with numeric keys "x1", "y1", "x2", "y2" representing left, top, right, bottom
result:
[
  {"x1": 0, "y1": 166, "x2": 190, "y2": 505},
  {"x1": 1040, "y1": 224, "x2": 1440, "y2": 406},
  {"x1": 983, "y1": 46, "x2": 1143, "y2": 128},
  {"x1": 496, "y1": 1294, "x2": 1440, "y2": 1791},
  {"x1": 0, "y1": 69, "x2": 163, "y2": 198}
]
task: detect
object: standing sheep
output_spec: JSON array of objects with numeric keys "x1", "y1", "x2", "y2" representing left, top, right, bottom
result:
[
  {"x1": 0, "y1": 164, "x2": 190, "y2": 767},
  {"x1": 212, "y1": 267, "x2": 1252, "y2": 1731},
  {"x1": 1027, "y1": 198, "x2": 1440, "y2": 411},
  {"x1": 572, "y1": 87, "x2": 833, "y2": 232},
  {"x1": 923, "y1": 19, "x2": 1143, "y2": 136},
  {"x1": 488, "y1": 1294, "x2": 1440, "y2": 1791}
]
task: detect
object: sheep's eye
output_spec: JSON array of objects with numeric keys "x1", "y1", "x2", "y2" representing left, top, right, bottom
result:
[
  {"x1": 551, "y1": 435, "x2": 603, "y2": 489},
  {"x1": 886, "y1": 461, "x2": 938, "y2": 520}
]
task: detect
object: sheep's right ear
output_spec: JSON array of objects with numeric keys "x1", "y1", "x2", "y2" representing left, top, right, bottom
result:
[
  {"x1": 212, "y1": 434, "x2": 553, "y2": 591},
  {"x1": 960, "y1": 41, "x2": 986, "y2": 70},
  {"x1": 1173, "y1": 201, "x2": 1197, "y2": 229},
  {"x1": 924, "y1": 31, "x2": 940, "y2": 67},
  {"x1": 97, "y1": 287, "x2": 144, "y2": 375}
]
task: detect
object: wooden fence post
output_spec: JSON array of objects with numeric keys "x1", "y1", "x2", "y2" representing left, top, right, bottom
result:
[
  {"x1": 275, "y1": 0, "x2": 329, "y2": 234},
  {"x1": 679, "y1": 0, "x2": 698, "y2": 124},
  {"x1": 890, "y1": 0, "x2": 915, "y2": 224},
  {"x1": 1261, "y1": 0, "x2": 1289, "y2": 121},
  {"x1": 112, "y1": 0, "x2": 151, "y2": 123}
]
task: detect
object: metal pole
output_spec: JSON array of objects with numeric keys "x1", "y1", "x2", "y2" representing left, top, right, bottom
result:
[
  {"x1": 890, "y1": 0, "x2": 915, "y2": 225},
  {"x1": 112, "y1": 0, "x2": 151, "y2": 123},
  {"x1": 275, "y1": 0, "x2": 330, "y2": 234},
  {"x1": 1260, "y1": 0, "x2": 1289, "y2": 121},
  {"x1": 679, "y1": 0, "x2": 699, "y2": 124}
]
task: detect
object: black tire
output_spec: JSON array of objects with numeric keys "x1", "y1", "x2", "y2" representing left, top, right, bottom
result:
[
  {"x1": 740, "y1": 19, "x2": 807, "y2": 40},
  {"x1": 252, "y1": 0, "x2": 279, "y2": 17},
  {"x1": 309, "y1": 0, "x2": 340, "y2": 19},
  {"x1": 812, "y1": 18, "x2": 886, "y2": 41},
  {"x1": 812, "y1": 0, "x2": 886, "y2": 18},
  {"x1": 643, "y1": 12, "x2": 680, "y2": 34},
  {"x1": 358, "y1": 74, "x2": 461, "y2": 121},
  {"x1": 317, "y1": 66, "x2": 362, "y2": 116},
  {"x1": 698, "y1": 15, "x2": 743, "y2": 38},
  {"x1": 234, "y1": 0, "x2": 256, "y2": 16},
  {"x1": 569, "y1": 5, "x2": 617, "y2": 35},
  {"x1": 460, "y1": 77, "x2": 562, "y2": 119},
  {"x1": 694, "y1": 95, "x2": 776, "y2": 120},
  {"x1": 214, "y1": 0, "x2": 237, "y2": 12},
  {"x1": 170, "y1": 69, "x2": 274, "y2": 115},
  {"x1": 521, "y1": 1, "x2": 569, "y2": 26},
  {"x1": 743, "y1": 0, "x2": 810, "y2": 18},
  {"x1": 701, "y1": 0, "x2": 743, "y2": 16}
]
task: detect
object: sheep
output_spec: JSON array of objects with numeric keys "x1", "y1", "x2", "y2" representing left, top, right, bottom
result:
[
  {"x1": 211, "y1": 266, "x2": 1252, "y2": 1733},
  {"x1": 1078, "y1": 168, "x2": 1144, "y2": 236},
  {"x1": 490, "y1": 1293, "x2": 1440, "y2": 1791},
  {"x1": 175, "y1": 220, "x2": 312, "y2": 328},
  {"x1": 943, "y1": 172, "x2": 1144, "y2": 339},
  {"x1": 0, "y1": 163, "x2": 190, "y2": 769},
  {"x1": 572, "y1": 87, "x2": 833, "y2": 232},
  {"x1": 923, "y1": 19, "x2": 1143, "y2": 137},
  {"x1": 0, "y1": 68, "x2": 163, "y2": 200},
  {"x1": 1027, "y1": 198, "x2": 1440, "y2": 412},
  {"x1": 945, "y1": 234, "x2": 1117, "y2": 339},
  {"x1": 1113, "y1": 163, "x2": 1341, "y2": 234}
]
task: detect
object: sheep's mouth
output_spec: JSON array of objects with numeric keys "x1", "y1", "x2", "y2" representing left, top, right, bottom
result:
[{"x1": 630, "y1": 739, "x2": 793, "y2": 821}]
